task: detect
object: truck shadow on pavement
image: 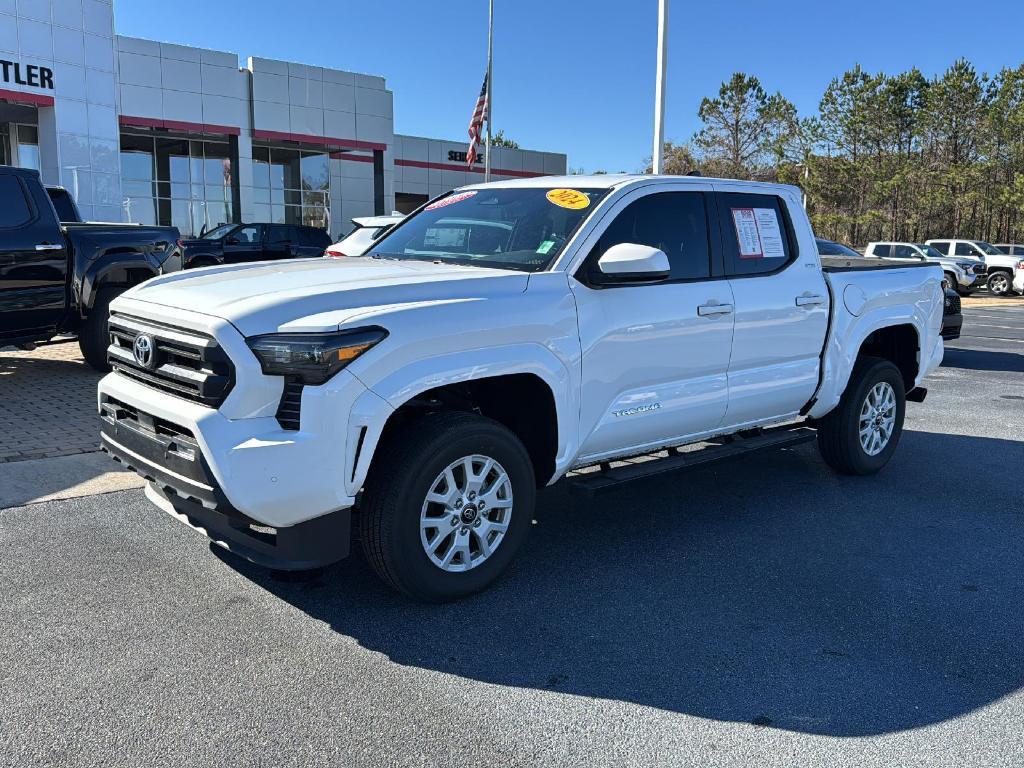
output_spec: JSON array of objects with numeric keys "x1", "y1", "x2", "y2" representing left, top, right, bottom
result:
[
  {"x1": 224, "y1": 429, "x2": 1024, "y2": 738},
  {"x1": 941, "y1": 347, "x2": 1024, "y2": 373}
]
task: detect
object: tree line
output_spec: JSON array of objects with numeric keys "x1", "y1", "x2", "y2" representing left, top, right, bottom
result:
[{"x1": 648, "y1": 60, "x2": 1024, "y2": 248}]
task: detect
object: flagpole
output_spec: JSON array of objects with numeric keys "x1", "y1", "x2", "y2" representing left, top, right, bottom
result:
[
  {"x1": 485, "y1": 0, "x2": 493, "y2": 182},
  {"x1": 652, "y1": 0, "x2": 669, "y2": 174}
]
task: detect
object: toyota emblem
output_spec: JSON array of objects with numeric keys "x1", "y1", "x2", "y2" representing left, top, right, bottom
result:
[{"x1": 132, "y1": 334, "x2": 155, "y2": 368}]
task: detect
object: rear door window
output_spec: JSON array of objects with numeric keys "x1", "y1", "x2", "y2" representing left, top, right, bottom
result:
[
  {"x1": 0, "y1": 175, "x2": 34, "y2": 228},
  {"x1": 717, "y1": 192, "x2": 795, "y2": 276}
]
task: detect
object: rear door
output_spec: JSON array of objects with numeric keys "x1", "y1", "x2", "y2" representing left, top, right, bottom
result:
[
  {"x1": 264, "y1": 224, "x2": 297, "y2": 260},
  {"x1": 222, "y1": 224, "x2": 264, "y2": 263},
  {"x1": 716, "y1": 188, "x2": 830, "y2": 427},
  {"x1": 0, "y1": 169, "x2": 68, "y2": 341}
]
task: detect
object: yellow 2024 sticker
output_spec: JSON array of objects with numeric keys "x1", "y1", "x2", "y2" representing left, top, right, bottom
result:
[{"x1": 546, "y1": 188, "x2": 590, "y2": 210}]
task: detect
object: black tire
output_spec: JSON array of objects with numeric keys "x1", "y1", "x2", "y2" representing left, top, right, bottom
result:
[
  {"x1": 817, "y1": 357, "x2": 906, "y2": 476},
  {"x1": 943, "y1": 273, "x2": 957, "y2": 291},
  {"x1": 359, "y1": 411, "x2": 536, "y2": 602},
  {"x1": 987, "y1": 270, "x2": 1013, "y2": 297},
  {"x1": 78, "y1": 286, "x2": 119, "y2": 372}
]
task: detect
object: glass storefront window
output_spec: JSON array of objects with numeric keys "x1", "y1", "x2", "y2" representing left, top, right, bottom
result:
[
  {"x1": 251, "y1": 145, "x2": 331, "y2": 232},
  {"x1": 120, "y1": 132, "x2": 236, "y2": 237},
  {"x1": 15, "y1": 124, "x2": 39, "y2": 171}
]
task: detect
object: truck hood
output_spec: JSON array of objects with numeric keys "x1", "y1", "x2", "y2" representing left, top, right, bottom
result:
[{"x1": 125, "y1": 257, "x2": 530, "y2": 336}]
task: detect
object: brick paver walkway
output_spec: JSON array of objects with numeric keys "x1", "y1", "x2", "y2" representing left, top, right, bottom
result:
[{"x1": 0, "y1": 341, "x2": 103, "y2": 463}]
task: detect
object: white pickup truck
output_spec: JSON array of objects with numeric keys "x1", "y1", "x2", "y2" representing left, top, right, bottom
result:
[{"x1": 98, "y1": 175, "x2": 945, "y2": 601}]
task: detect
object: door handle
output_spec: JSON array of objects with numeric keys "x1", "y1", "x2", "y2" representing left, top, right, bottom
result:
[
  {"x1": 795, "y1": 295, "x2": 825, "y2": 307},
  {"x1": 35, "y1": 243, "x2": 63, "y2": 251},
  {"x1": 697, "y1": 303, "x2": 734, "y2": 316}
]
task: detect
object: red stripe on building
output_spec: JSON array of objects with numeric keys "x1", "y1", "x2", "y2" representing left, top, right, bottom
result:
[
  {"x1": 394, "y1": 158, "x2": 548, "y2": 179},
  {"x1": 331, "y1": 152, "x2": 375, "y2": 163},
  {"x1": 252, "y1": 129, "x2": 385, "y2": 152},
  {"x1": 0, "y1": 88, "x2": 55, "y2": 107},
  {"x1": 119, "y1": 115, "x2": 241, "y2": 136}
]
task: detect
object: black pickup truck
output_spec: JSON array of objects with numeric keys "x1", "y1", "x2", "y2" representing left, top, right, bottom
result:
[{"x1": 0, "y1": 166, "x2": 182, "y2": 370}]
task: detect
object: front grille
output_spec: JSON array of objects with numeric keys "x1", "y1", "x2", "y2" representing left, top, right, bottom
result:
[
  {"x1": 108, "y1": 313, "x2": 234, "y2": 407},
  {"x1": 944, "y1": 292, "x2": 961, "y2": 315},
  {"x1": 275, "y1": 377, "x2": 304, "y2": 430},
  {"x1": 974, "y1": 264, "x2": 987, "y2": 275}
]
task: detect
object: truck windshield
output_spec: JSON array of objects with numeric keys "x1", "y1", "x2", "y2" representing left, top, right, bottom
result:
[
  {"x1": 367, "y1": 187, "x2": 608, "y2": 272},
  {"x1": 199, "y1": 223, "x2": 238, "y2": 240},
  {"x1": 917, "y1": 244, "x2": 946, "y2": 259},
  {"x1": 973, "y1": 241, "x2": 1004, "y2": 256}
]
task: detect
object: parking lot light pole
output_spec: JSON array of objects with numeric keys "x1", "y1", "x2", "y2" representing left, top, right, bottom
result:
[{"x1": 652, "y1": 0, "x2": 669, "y2": 174}]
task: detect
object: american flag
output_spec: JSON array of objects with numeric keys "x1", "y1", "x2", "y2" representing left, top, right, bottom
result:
[{"x1": 466, "y1": 72, "x2": 489, "y2": 166}]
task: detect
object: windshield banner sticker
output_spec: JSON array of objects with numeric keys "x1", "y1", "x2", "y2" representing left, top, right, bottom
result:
[
  {"x1": 425, "y1": 190, "x2": 477, "y2": 211},
  {"x1": 546, "y1": 189, "x2": 591, "y2": 210},
  {"x1": 730, "y1": 207, "x2": 786, "y2": 260}
]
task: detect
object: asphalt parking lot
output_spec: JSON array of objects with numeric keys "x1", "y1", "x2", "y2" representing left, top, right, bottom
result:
[{"x1": 1, "y1": 301, "x2": 1023, "y2": 767}]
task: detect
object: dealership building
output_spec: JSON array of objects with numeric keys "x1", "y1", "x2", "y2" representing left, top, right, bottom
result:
[{"x1": 0, "y1": 1, "x2": 567, "y2": 236}]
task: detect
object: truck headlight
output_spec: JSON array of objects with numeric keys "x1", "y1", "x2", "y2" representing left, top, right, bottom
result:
[{"x1": 246, "y1": 327, "x2": 388, "y2": 385}]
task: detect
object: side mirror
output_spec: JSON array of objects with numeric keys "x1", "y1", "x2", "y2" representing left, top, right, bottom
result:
[{"x1": 592, "y1": 243, "x2": 671, "y2": 284}]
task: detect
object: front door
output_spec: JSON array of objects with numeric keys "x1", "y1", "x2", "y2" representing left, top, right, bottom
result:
[
  {"x1": 0, "y1": 169, "x2": 67, "y2": 341},
  {"x1": 571, "y1": 187, "x2": 735, "y2": 462},
  {"x1": 716, "y1": 189, "x2": 830, "y2": 427},
  {"x1": 222, "y1": 224, "x2": 264, "y2": 263}
]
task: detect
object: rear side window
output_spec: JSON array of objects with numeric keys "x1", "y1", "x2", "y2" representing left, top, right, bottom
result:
[
  {"x1": 266, "y1": 224, "x2": 293, "y2": 243},
  {"x1": 930, "y1": 241, "x2": 950, "y2": 254},
  {"x1": 588, "y1": 191, "x2": 711, "y2": 281},
  {"x1": 872, "y1": 244, "x2": 892, "y2": 257},
  {"x1": 717, "y1": 192, "x2": 795, "y2": 276},
  {"x1": 0, "y1": 175, "x2": 33, "y2": 228}
]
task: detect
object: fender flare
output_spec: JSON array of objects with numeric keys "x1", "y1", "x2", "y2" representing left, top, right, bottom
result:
[
  {"x1": 344, "y1": 343, "x2": 578, "y2": 495},
  {"x1": 78, "y1": 250, "x2": 162, "y2": 315}
]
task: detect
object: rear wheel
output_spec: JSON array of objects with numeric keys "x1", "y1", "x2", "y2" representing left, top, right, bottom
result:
[
  {"x1": 817, "y1": 357, "x2": 905, "y2": 475},
  {"x1": 987, "y1": 271, "x2": 1012, "y2": 296},
  {"x1": 359, "y1": 411, "x2": 535, "y2": 602},
  {"x1": 78, "y1": 286, "x2": 118, "y2": 372}
]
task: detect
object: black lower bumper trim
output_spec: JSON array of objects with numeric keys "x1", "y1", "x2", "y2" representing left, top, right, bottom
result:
[{"x1": 149, "y1": 484, "x2": 351, "y2": 571}]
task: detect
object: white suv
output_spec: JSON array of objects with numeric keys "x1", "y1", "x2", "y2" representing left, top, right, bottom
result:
[
  {"x1": 926, "y1": 239, "x2": 1017, "y2": 295},
  {"x1": 864, "y1": 241, "x2": 982, "y2": 293}
]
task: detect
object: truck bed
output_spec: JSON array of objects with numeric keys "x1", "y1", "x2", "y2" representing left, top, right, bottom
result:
[{"x1": 820, "y1": 257, "x2": 935, "y2": 272}]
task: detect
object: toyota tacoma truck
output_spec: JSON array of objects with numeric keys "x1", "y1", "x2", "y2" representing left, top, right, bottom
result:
[
  {"x1": 98, "y1": 175, "x2": 945, "y2": 602},
  {"x1": 0, "y1": 166, "x2": 182, "y2": 369}
]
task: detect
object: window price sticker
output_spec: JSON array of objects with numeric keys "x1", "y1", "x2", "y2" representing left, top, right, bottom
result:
[{"x1": 731, "y1": 207, "x2": 786, "y2": 260}]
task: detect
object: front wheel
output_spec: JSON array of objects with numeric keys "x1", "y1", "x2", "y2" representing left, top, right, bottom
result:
[
  {"x1": 359, "y1": 411, "x2": 536, "y2": 602},
  {"x1": 817, "y1": 357, "x2": 905, "y2": 475},
  {"x1": 987, "y1": 271, "x2": 1013, "y2": 296}
]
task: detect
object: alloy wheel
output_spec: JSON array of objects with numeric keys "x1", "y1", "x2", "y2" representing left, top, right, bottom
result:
[
  {"x1": 419, "y1": 454, "x2": 513, "y2": 572},
  {"x1": 859, "y1": 381, "x2": 896, "y2": 456}
]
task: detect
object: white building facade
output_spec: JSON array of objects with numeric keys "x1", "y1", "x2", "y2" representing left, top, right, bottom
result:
[{"x1": 0, "y1": 1, "x2": 566, "y2": 237}]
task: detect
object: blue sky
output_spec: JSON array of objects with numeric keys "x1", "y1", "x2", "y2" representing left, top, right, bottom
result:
[{"x1": 116, "y1": 0, "x2": 1024, "y2": 173}]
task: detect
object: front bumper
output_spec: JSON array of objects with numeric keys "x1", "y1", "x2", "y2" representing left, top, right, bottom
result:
[
  {"x1": 941, "y1": 314, "x2": 962, "y2": 340},
  {"x1": 99, "y1": 393, "x2": 353, "y2": 569}
]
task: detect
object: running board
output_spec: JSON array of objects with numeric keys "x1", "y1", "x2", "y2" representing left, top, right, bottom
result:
[{"x1": 566, "y1": 425, "x2": 817, "y2": 495}]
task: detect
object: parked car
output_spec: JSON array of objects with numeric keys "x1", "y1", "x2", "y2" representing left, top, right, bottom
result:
[
  {"x1": 326, "y1": 214, "x2": 404, "y2": 258},
  {"x1": 0, "y1": 166, "x2": 182, "y2": 370},
  {"x1": 864, "y1": 241, "x2": 983, "y2": 294},
  {"x1": 180, "y1": 223, "x2": 332, "y2": 268},
  {"x1": 925, "y1": 239, "x2": 1018, "y2": 295},
  {"x1": 941, "y1": 286, "x2": 962, "y2": 341},
  {"x1": 45, "y1": 185, "x2": 82, "y2": 223},
  {"x1": 815, "y1": 237, "x2": 863, "y2": 258},
  {"x1": 98, "y1": 175, "x2": 945, "y2": 602}
]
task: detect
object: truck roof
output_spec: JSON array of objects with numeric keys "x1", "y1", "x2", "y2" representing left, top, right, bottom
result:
[{"x1": 461, "y1": 173, "x2": 802, "y2": 198}]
